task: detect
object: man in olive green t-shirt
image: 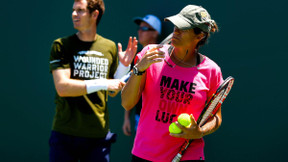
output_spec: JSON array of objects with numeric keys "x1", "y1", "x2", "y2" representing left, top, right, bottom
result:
[{"x1": 48, "y1": 0, "x2": 137, "y2": 161}]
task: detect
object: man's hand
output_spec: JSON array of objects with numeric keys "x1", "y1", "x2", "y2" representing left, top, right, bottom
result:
[
  {"x1": 118, "y1": 37, "x2": 138, "y2": 66},
  {"x1": 107, "y1": 79, "x2": 125, "y2": 97}
]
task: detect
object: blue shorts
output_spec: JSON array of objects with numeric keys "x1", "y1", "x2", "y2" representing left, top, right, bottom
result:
[{"x1": 49, "y1": 131, "x2": 117, "y2": 162}]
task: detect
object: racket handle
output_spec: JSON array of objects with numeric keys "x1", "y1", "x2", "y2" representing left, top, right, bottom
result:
[
  {"x1": 120, "y1": 71, "x2": 132, "y2": 82},
  {"x1": 171, "y1": 153, "x2": 182, "y2": 162},
  {"x1": 109, "y1": 72, "x2": 131, "y2": 94}
]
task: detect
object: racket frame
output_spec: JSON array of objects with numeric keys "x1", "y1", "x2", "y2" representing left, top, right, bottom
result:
[{"x1": 171, "y1": 76, "x2": 234, "y2": 162}]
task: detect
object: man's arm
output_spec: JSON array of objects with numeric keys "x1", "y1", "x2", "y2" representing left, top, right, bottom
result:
[
  {"x1": 52, "y1": 69, "x2": 87, "y2": 97},
  {"x1": 52, "y1": 68, "x2": 125, "y2": 97}
]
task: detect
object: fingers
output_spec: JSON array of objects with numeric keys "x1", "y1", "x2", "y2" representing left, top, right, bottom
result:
[
  {"x1": 118, "y1": 43, "x2": 123, "y2": 53},
  {"x1": 145, "y1": 45, "x2": 165, "y2": 57},
  {"x1": 169, "y1": 115, "x2": 202, "y2": 139},
  {"x1": 145, "y1": 50, "x2": 165, "y2": 62},
  {"x1": 132, "y1": 37, "x2": 138, "y2": 54},
  {"x1": 122, "y1": 124, "x2": 131, "y2": 136},
  {"x1": 118, "y1": 36, "x2": 138, "y2": 66},
  {"x1": 108, "y1": 91, "x2": 118, "y2": 97},
  {"x1": 190, "y1": 114, "x2": 197, "y2": 126},
  {"x1": 136, "y1": 47, "x2": 165, "y2": 72},
  {"x1": 127, "y1": 36, "x2": 137, "y2": 50},
  {"x1": 169, "y1": 121, "x2": 185, "y2": 138},
  {"x1": 126, "y1": 126, "x2": 131, "y2": 136},
  {"x1": 132, "y1": 36, "x2": 138, "y2": 46},
  {"x1": 146, "y1": 51, "x2": 165, "y2": 58},
  {"x1": 120, "y1": 80, "x2": 126, "y2": 87},
  {"x1": 169, "y1": 132, "x2": 183, "y2": 138},
  {"x1": 127, "y1": 36, "x2": 132, "y2": 49},
  {"x1": 130, "y1": 37, "x2": 138, "y2": 57},
  {"x1": 147, "y1": 44, "x2": 163, "y2": 52},
  {"x1": 124, "y1": 130, "x2": 131, "y2": 136},
  {"x1": 175, "y1": 121, "x2": 186, "y2": 132},
  {"x1": 107, "y1": 79, "x2": 126, "y2": 91}
]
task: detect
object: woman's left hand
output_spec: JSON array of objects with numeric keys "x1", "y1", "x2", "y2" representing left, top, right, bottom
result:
[{"x1": 169, "y1": 114, "x2": 204, "y2": 139}]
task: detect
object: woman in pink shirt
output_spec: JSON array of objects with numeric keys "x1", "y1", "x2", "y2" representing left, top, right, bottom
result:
[{"x1": 122, "y1": 4, "x2": 224, "y2": 162}]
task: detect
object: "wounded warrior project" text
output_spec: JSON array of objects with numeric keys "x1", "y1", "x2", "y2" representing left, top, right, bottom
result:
[{"x1": 73, "y1": 53, "x2": 109, "y2": 79}]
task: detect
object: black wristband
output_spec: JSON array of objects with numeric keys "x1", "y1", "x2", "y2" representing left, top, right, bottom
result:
[{"x1": 133, "y1": 66, "x2": 145, "y2": 75}]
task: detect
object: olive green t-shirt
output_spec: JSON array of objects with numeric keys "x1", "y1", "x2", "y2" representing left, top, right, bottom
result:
[{"x1": 49, "y1": 34, "x2": 118, "y2": 138}]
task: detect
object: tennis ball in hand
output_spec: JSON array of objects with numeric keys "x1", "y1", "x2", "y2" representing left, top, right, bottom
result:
[
  {"x1": 177, "y1": 113, "x2": 192, "y2": 127},
  {"x1": 169, "y1": 122, "x2": 182, "y2": 134}
]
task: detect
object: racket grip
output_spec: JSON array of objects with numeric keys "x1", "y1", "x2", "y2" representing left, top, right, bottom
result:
[
  {"x1": 120, "y1": 71, "x2": 132, "y2": 82},
  {"x1": 171, "y1": 153, "x2": 182, "y2": 162},
  {"x1": 109, "y1": 72, "x2": 131, "y2": 94}
]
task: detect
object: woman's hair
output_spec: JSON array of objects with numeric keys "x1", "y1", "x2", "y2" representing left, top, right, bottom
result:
[
  {"x1": 75, "y1": 0, "x2": 105, "y2": 26},
  {"x1": 194, "y1": 21, "x2": 218, "y2": 49}
]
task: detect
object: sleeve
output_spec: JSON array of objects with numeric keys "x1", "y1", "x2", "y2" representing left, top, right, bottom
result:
[
  {"x1": 109, "y1": 43, "x2": 118, "y2": 79},
  {"x1": 133, "y1": 53, "x2": 139, "y2": 65},
  {"x1": 207, "y1": 65, "x2": 224, "y2": 99},
  {"x1": 49, "y1": 39, "x2": 70, "y2": 73}
]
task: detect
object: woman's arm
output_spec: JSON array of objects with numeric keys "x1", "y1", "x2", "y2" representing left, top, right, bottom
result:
[
  {"x1": 121, "y1": 70, "x2": 146, "y2": 111},
  {"x1": 121, "y1": 45, "x2": 165, "y2": 110}
]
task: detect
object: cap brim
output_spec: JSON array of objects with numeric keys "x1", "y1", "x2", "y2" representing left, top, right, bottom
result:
[
  {"x1": 133, "y1": 17, "x2": 144, "y2": 25},
  {"x1": 165, "y1": 14, "x2": 194, "y2": 30}
]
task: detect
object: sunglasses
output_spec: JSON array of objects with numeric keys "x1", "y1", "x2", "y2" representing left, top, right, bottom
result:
[{"x1": 138, "y1": 26, "x2": 156, "y2": 31}]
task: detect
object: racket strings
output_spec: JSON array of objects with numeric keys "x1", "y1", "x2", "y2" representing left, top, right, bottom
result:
[{"x1": 199, "y1": 89, "x2": 225, "y2": 126}]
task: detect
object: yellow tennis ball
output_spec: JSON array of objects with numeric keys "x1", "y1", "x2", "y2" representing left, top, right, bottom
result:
[
  {"x1": 178, "y1": 113, "x2": 191, "y2": 127},
  {"x1": 169, "y1": 122, "x2": 182, "y2": 134}
]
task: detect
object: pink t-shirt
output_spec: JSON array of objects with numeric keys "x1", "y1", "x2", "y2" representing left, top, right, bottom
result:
[{"x1": 132, "y1": 44, "x2": 223, "y2": 161}]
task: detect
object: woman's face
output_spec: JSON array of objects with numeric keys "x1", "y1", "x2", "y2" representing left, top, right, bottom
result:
[{"x1": 171, "y1": 27, "x2": 202, "y2": 48}]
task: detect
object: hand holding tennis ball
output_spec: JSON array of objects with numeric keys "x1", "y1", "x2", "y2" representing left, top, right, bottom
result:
[
  {"x1": 178, "y1": 113, "x2": 192, "y2": 127},
  {"x1": 169, "y1": 113, "x2": 192, "y2": 134},
  {"x1": 169, "y1": 122, "x2": 182, "y2": 134}
]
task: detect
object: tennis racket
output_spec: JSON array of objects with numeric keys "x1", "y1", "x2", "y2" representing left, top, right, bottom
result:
[
  {"x1": 160, "y1": 32, "x2": 173, "y2": 44},
  {"x1": 172, "y1": 76, "x2": 235, "y2": 162},
  {"x1": 119, "y1": 71, "x2": 132, "y2": 82}
]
